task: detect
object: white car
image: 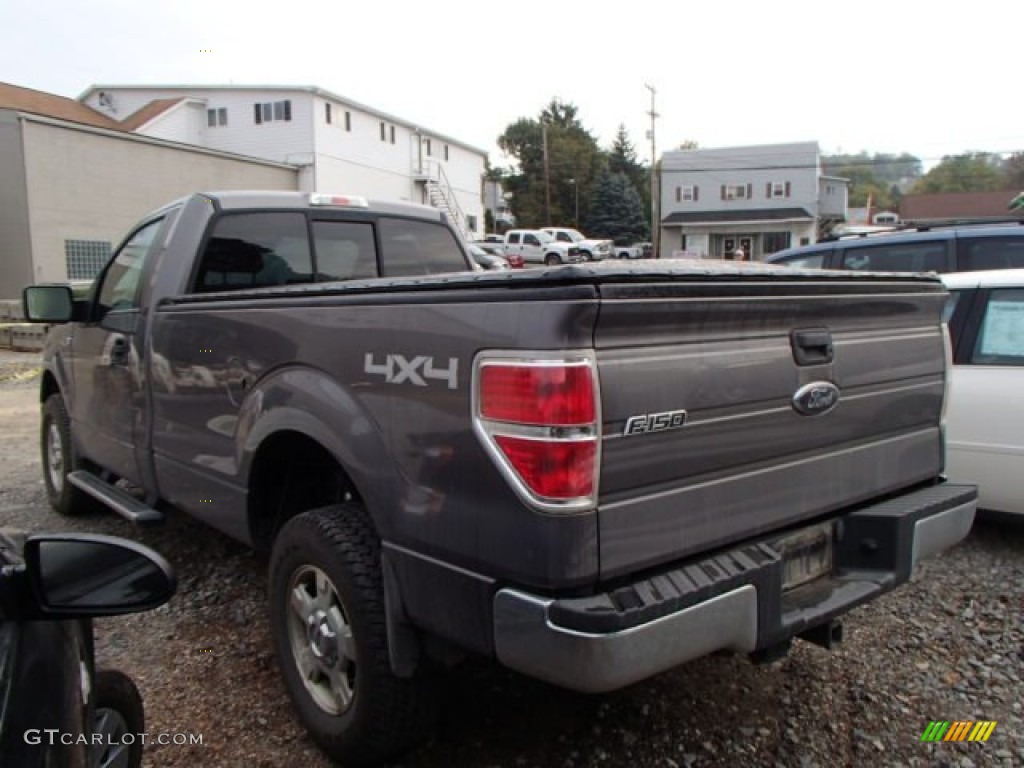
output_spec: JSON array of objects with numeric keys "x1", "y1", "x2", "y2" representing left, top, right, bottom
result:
[{"x1": 942, "y1": 269, "x2": 1024, "y2": 516}]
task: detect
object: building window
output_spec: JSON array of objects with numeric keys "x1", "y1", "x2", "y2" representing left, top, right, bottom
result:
[
  {"x1": 254, "y1": 100, "x2": 291, "y2": 124},
  {"x1": 325, "y1": 103, "x2": 332, "y2": 124},
  {"x1": 767, "y1": 181, "x2": 790, "y2": 198},
  {"x1": 206, "y1": 108, "x2": 227, "y2": 127},
  {"x1": 425, "y1": 139, "x2": 432, "y2": 157},
  {"x1": 345, "y1": 111, "x2": 351, "y2": 131},
  {"x1": 390, "y1": 125, "x2": 396, "y2": 144},
  {"x1": 380, "y1": 122, "x2": 386, "y2": 141},
  {"x1": 444, "y1": 144, "x2": 450, "y2": 161},
  {"x1": 722, "y1": 184, "x2": 750, "y2": 200},
  {"x1": 763, "y1": 232, "x2": 792, "y2": 254},
  {"x1": 466, "y1": 214, "x2": 478, "y2": 232},
  {"x1": 677, "y1": 185, "x2": 698, "y2": 202},
  {"x1": 64, "y1": 239, "x2": 112, "y2": 280}
]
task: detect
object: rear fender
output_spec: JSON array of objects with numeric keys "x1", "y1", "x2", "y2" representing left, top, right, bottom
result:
[{"x1": 236, "y1": 366, "x2": 396, "y2": 536}]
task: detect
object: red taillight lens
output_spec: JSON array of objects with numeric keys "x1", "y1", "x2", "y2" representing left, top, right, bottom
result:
[
  {"x1": 494, "y1": 436, "x2": 596, "y2": 499},
  {"x1": 480, "y1": 364, "x2": 595, "y2": 426},
  {"x1": 475, "y1": 355, "x2": 599, "y2": 509}
]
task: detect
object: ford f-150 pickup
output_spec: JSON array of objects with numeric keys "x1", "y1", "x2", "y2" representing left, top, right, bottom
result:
[{"x1": 23, "y1": 190, "x2": 977, "y2": 766}]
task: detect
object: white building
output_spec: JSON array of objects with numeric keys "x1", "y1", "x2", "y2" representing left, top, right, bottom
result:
[
  {"x1": 80, "y1": 85, "x2": 488, "y2": 239},
  {"x1": 659, "y1": 142, "x2": 848, "y2": 260}
]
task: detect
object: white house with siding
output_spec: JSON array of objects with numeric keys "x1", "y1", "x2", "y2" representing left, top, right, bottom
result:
[
  {"x1": 79, "y1": 85, "x2": 488, "y2": 239},
  {"x1": 659, "y1": 142, "x2": 848, "y2": 260}
]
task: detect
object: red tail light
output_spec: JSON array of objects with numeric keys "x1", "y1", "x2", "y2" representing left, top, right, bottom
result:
[
  {"x1": 480, "y1": 364, "x2": 595, "y2": 425},
  {"x1": 474, "y1": 355, "x2": 599, "y2": 510}
]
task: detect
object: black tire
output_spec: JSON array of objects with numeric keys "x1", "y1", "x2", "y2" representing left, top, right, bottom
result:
[
  {"x1": 41, "y1": 394, "x2": 93, "y2": 516},
  {"x1": 544, "y1": 253, "x2": 561, "y2": 266},
  {"x1": 269, "y1": 504, "x2": 437, "y2": 766},
  {"x1": 93, "y1": 669, "x2": 145, "y2": 768}
]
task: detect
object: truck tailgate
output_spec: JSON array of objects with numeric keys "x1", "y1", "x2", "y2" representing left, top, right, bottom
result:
[{"x1": 594, "y1": 275, "x2": 948, "y2": 579}]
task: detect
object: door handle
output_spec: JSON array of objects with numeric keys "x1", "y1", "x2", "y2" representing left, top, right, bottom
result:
[
  {"x1": 791, "y1": 328, "x2": 834, "y2": 366},
  {"x1": 106, "y1": 335, "x2": 130, "y2": 366}
]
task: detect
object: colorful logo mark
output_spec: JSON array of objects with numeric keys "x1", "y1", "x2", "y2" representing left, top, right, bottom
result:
[{"x1": 921, "y1": 721, "x2": 997, "y2": 742}]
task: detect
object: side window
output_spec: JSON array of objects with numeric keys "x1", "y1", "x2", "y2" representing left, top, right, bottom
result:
[
  {"x1": 776, "y1": 253, "x2": 825, "y2": 268},
  {"x1": 96, "y1": 218, "x2": 164, "y2": 314},
  {"x1": 195, "y1": 213, "x2": 311, "y2": 292},
  {"x1": 507, "y1": 233, "x2": 520, "y2": 245},
  {"x1": 957, "y1": 236, "x2": 1024, "y2": 271},
  {"x1": 555, "y1": 232, "x2": 571, "y2": 242},
  {"x1": 841, "y1": 241, "x2": 948, "y2": 272},
  {"x1": 378, "y1": 218, "x2": 468, "y2": 277},
  {"x1": 524, "y1": 234, "x2": 540, "y2": 246},
  {"x1": 970, "y1": 289, "x2": 1024, "y2": 365},
  {"x1": 312, "y1": 221, "x2": 378, "y2": 281}
]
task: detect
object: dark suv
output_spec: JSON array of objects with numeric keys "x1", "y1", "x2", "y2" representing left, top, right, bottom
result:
[{"x1": 766, "y1": 221, "x2": 1024, "y2": 272}]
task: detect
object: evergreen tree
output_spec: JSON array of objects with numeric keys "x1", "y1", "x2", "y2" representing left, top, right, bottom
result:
[
  {"x1": 608, "y1": 124, "x2": 651, "y2": 227},
  {"x1": 585, "y1": 170, "x2": 649, "y2": 243}
]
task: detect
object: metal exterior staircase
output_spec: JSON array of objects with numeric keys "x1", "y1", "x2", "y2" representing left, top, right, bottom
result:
[{"x1": 418, "y1": 159, "x2": 470, "y2": 241}]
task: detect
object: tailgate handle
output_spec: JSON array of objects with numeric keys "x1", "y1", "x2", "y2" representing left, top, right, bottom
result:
[{"x1": 791, "y1": 329, "x2": 834, "y2": 365}]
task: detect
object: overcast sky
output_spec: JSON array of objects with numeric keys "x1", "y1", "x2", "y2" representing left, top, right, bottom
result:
[{"x1": 2, "y1": 0, "x2": 1019, "y2": 171}]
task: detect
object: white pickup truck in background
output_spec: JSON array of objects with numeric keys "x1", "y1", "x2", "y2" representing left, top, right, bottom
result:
[
  {"x1": 502, "y1": 229, "x2": 581, "y2": 265},
  {"x1": 615, "y1": 242, "x2": 654, "y2": 259},
  {"x1": 541, "y1": 227, "x2": 613, "y2": 261}
]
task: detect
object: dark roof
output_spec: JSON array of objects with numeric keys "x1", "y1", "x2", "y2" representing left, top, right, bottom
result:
[
  {"x1": 900, "y1": 191, "x2": 1023, "y2": 222},
  {"x1": 120, "y1": 98, "x2": 186, "y2": 130},
  {"x1": 0, "y1": 81, "x2": 124, "y2": 130},
  {"x1": 662, "y1": 207, "x2": 814, "y2": 225}
]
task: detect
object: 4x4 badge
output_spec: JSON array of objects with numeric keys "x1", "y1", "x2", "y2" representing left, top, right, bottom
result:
[{"x1": 792, "y1": 382, "x2": 840, "y2": 416}]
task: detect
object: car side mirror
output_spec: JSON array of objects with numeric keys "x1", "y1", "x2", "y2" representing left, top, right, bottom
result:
[
  {"x1": 22, "y1": 533, "x2": 176, "y2": 617},
  {"x1": 23, "y1": 285, "x2": 74, "y2": 323}
]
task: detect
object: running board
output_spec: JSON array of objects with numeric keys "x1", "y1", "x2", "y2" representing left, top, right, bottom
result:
[{"x1": 68, "y1": 471, "x2": 165, "y2": 525}]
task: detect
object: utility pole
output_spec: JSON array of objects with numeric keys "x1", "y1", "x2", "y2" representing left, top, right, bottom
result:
[
  {"x1": 644, "y1": 83, "x2": 659, "y2": 257},
  {"x1": 542, "y1": 121, "x2": 552, "y2": 225}
]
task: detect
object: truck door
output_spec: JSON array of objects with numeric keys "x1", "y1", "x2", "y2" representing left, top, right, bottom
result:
[
  {"x1": 521, "y1": 232, "x2": 544, "y2": 263},
  {"x1": 69, "y1": 216, "x2": 168, "y2": 483}
]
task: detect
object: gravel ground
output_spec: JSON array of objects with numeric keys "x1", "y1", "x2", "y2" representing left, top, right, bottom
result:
[{"x1": 0, "y1": 350, "x2": 1021, "y2": 767}]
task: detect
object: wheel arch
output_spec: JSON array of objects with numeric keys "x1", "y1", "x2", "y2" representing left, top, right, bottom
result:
[{"x1": 237, "y1": 367, "x2": 396, "y2": 552}]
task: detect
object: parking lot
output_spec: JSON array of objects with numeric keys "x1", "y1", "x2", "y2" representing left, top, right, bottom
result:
[{"x1": 0, "y1": 354, "x2": 1021, "y2": 767}]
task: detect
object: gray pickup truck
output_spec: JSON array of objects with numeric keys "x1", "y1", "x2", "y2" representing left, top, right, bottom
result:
[{"x1": 24, "y1": 191, "x2": 976, "y2": 766}]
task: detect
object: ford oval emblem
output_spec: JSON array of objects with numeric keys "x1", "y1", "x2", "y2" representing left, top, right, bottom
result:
[{"x1": 792, "y1": 381, "x2": 840, "y2": 416}]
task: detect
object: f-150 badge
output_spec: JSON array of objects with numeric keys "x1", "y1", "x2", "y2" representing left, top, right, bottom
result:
[
  {"x1": 623, "y1": 409, "x2": 688, "y2": 436},
  {"x1": 792, "y1": 381, "x2": 840, "y2": 416},
  {"x1": 364, "y1": 353, "x2": 458, "y2": 390}
]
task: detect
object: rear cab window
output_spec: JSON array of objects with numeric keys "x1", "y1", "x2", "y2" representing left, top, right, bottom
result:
[
  {"x1": 378, "y1": 218, "x2": 469, "y2": 277},
  {"x1": 193, "y1": 210, "x2": 469, "y2": 292}
]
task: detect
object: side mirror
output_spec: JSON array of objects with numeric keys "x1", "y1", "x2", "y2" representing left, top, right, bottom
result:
[
  {"x1": 23, "y1": 285, "x2": 74, "y2": 323},
  {"x1": 22, "y1": 533, "x2": 176, "y2": 617}
]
